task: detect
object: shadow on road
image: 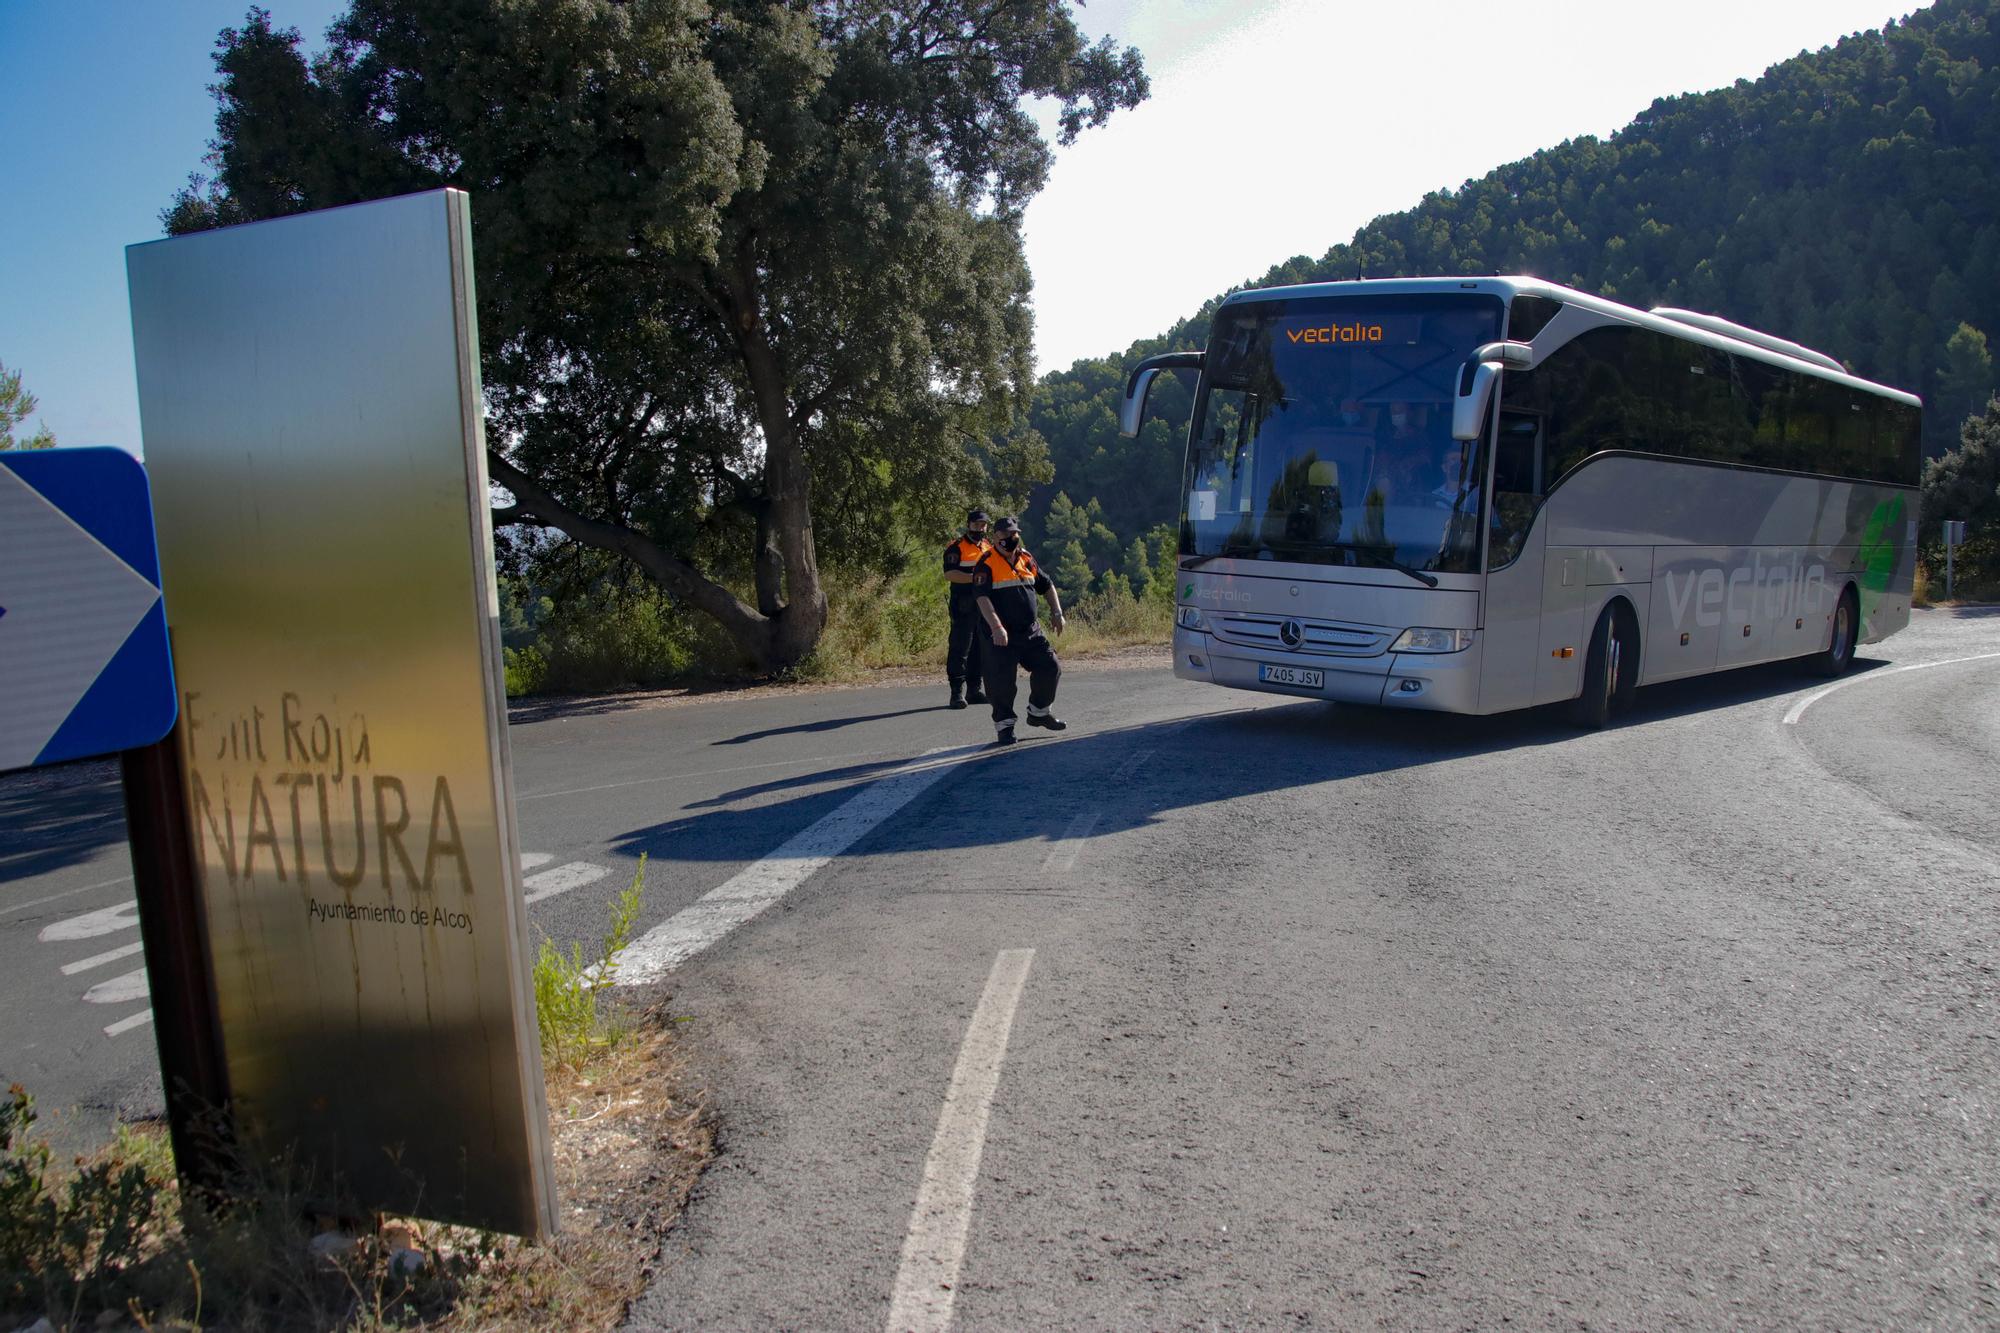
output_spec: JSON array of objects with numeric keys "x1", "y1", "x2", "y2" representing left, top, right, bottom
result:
[
  {"x1": 610, "y1": 652, "x2": 1866, "y2": 865},
  {"x1": 0, "y1": 759, "x2": 127, "y2": 882},
  {"x1": 709, "y1": 706, "x2": 951, "y2": 746}
]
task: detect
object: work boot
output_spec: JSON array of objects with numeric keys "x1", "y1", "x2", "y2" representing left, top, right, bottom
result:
[
  {"x1": 1025, "y1": 708, "x2": 1067, "y2": 731},
  {"x1": 965, "y1": 685, "x2": 987, "y2": 704},
  {"x1": 948, "y1": 683, "x2": 966, "y2": 710},
  {"x1": 995, "y1": 722, "x2": 1016, "y2": 746}
]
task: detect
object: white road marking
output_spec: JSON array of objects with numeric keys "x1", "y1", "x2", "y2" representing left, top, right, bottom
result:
[
  {"x1": 60, "y1": 941, "x2": 144, "y2": 975},
  {"x1": 1040, "y1": 809, "x2": 1101, "y2": 875},
  {"x1": 39, "y1": 899, "x2": 141, "y2": 942},
  {"x1": 1111, "y1": 746, "x2": 1155, "y2": 781},
  {"x1": 614, "y1": 744, "x2": 990, "y2": 987},
  {"x1": 104, "y1": 1009, "x2": 154, "y2": 1038},
  {"x1": 83, "y1": 968, "x2": 150, "y2": 1005},
  {"x1": 0, "y1": 875, "x2": 134, "y2": 918},
  {"x1": 1783, "y1": 651, "x2": 2000, "y2": 725},
  {"x1": 887, "y1": 948, "x2": 1036, "y2": 1333},
  {"x1": 520, "y1": 852, "x2": 556, "y2": 871},
  {"x1": 523, "y1": 861, "x2": 610, "y2": 905}
]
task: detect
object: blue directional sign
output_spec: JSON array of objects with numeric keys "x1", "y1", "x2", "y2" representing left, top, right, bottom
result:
[{"x1": 0, "y1": 447, "x2": 177, "y2": 769}]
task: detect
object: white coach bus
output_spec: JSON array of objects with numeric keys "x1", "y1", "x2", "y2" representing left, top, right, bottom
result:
[{"x1": 1121, "y1": 277, "x2": 1921, "y2": 725}]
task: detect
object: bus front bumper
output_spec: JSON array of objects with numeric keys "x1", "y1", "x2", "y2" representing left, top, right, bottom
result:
[{"x1": 1172, "y1": 626, "x2": 1482, "y2": 712}]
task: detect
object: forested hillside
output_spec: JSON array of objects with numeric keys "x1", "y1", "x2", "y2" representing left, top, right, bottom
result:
[{"x1": 1024, "y1": 0, "x2": 2000, "y2": 590}]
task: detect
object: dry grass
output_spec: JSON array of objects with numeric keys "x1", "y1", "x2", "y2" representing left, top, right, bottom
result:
[{"x1": 1, "y1": 1005, "x2": 712, "y2": 1332}]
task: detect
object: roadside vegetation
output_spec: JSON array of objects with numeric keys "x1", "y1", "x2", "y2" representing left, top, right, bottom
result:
[
  {"x1": 2, "y1": 860, "x2": 706, "y2": 1331},
  {"x1": 502, "y1": 539, "x2": 1175, "y2": 698}
]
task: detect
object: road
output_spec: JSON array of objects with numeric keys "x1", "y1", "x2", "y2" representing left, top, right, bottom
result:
[{"x1": 3, "y1": 609, "x2": 1998, "y2": 1328}]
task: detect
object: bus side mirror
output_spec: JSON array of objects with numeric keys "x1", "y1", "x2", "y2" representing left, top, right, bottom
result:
[
  {"x1": 1453, "y1": 362, "x2": 1499, "y2": 441},
  {"x1": 1119, "y1": 351, "x2": 1205, "y2": 437}
]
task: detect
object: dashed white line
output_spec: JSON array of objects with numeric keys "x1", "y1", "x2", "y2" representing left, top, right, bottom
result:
[
  {"x1": 520, "y1": 852, "x2": 556, "y2": 871},
  {"x1": 887, "y1": 948, "x2": 1036, "y2": 1333},
  {"x1": 104, "y1": 1010, "x2": 154, "y2": 1038},
  {"x1": 60, "y1": 941, "x2": 144, "y2": 975},
  {"x1": 614, "y1": 743, "x2": 990, "y2": 987},
  {"x1": 83, "y1": 968, "x2": 150, "y2": 1005},
  {"x1": 1040, "y1": 809, "x2": 1102, "y2": 875},
  {"x1": 1783, "y1": 651, "x2": 2000, "y2": 725},
  {"x1": 519, "y1": 748, "x2": 890, "y2": 802},
  {"x1": 1112, "y1": 747, "x2": 1155, "y2": 782},
  {"x1": 39, "y1": 899, "x2": 141, "y2": 943},
  {"x1": 523, "y1": 861, "x2": 611, "y2": 905}
]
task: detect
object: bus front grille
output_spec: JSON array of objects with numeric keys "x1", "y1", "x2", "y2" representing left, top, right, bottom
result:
[{"x1": 1211, "y1": 614, "x2": 1389, "y2": 657}]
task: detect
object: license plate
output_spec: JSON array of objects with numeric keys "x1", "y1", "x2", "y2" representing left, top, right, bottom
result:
[{"x1": 1258, "y1": 664, "x2": 1324, "y2": 689}]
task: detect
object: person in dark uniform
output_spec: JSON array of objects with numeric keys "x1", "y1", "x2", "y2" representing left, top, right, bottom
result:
[
  {"x1": 971, "y1": 515, "x2": 1067, "y2": 746},
  {"x1": 943, "y1": 509, "x2": 992, "y2": 709}
]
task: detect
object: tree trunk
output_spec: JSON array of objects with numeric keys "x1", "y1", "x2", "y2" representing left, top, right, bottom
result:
[{"x1": 488, "y1": 453, "x2": 813, "y2": 673}]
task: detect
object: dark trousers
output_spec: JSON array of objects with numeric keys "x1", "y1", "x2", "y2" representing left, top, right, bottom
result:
[
  {"x1": 947, "y1": 606, "x2": 984, "y2": 689},
  {"x1": 982, "y1": 626, "x2": 1059, "y2": 725}
]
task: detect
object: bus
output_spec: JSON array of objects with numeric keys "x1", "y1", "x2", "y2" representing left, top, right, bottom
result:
[{"x1": 1120, "y1": 277, "x2": 1922, "y2": 726}]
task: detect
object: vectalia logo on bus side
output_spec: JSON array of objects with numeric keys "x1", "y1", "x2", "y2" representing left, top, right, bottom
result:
[{"x1": 1664, "y1": 550, "x2": 1828, "y2": 630}]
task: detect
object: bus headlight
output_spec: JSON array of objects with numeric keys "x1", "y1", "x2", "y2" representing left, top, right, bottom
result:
[
  {"x1": 1176, "y1": 605, "x2": 1206, "y2": 631},
  {"x1": 1390, "y1": 627, "x2": 1474, "y2": 653}
]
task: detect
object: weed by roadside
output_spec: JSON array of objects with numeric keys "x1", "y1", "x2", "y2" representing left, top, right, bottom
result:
[{"x1": 534, "y1": 855, "x2": 647, "y2": 1069}]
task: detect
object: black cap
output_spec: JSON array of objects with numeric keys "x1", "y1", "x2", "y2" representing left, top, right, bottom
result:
[
  {"x1": 966, "y1": 508, "x2": 991, "y2": 524},
  {"x1": 994, "y1": 515, "x2": 1021, "y2": 533}
]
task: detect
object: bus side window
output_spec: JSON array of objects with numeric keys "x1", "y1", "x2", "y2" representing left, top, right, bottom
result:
[{"x1": 1489, "y1": 410, "x2": 1543, "y2": 570}]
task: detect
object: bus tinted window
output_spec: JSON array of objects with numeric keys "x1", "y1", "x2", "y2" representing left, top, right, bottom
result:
[{"x1": 1504, "y1": 324, "x2": 1916, "y2": 486}]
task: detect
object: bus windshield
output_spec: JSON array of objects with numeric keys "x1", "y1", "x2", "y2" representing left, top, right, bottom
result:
[{"x1": 1182, "y1": 293, "x2": 1504, "y2": 574}]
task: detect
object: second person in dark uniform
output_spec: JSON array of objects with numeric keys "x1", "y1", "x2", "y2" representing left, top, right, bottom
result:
[
  {"x1": 943, "y1": 510, "x2": 991, "y2": 709},
  {"x1": 971, "y1": 515, "x2": 1067, "y2": 746}
]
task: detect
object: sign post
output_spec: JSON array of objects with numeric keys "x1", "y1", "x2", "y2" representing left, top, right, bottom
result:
[
  {"x1": 127, "y1": 190, "x2": 556, "y2": 1237},
  {"x1": 1943, "y1": 519, "x2": 1966, "y2": 600}
]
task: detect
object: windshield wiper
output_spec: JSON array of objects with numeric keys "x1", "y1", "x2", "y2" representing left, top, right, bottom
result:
[{"x1": 1345, "y1": 547, "x2": 1440, "y2": 588}]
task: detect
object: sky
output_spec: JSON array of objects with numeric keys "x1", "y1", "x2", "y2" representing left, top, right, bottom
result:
[{"x1": 0, "y1": 0, "x2": 1925, "y2": 454}]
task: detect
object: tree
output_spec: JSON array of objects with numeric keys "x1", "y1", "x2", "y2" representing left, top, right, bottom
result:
[
  {"x1": 0, "y1": 361, "x2": 55, "y2": 450},
  {"x1": 169, "y1": 2, "x2": 1145, "y2": 672},
  {"x1": 1921, "y1": 393, "x2": 2000, "y2": 559},
  {"x1": 1936, "y1": 323, "x2": 1997, "y2": 446}
]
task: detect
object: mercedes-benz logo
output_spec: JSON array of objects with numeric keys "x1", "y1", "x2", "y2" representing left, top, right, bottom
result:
[{"x1": 1280, "y1": 618, "x2": 1305, "y2": 648}]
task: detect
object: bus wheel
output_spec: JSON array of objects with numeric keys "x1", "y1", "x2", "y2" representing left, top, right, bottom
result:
[
  {"x1": 1808, "y1": 586, "x2": 1860, "y2": 678},
  {"x1": 1569, "y1": 604, "x2": 1634, "y2": 729}
]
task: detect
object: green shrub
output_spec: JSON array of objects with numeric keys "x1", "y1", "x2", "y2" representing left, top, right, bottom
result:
[
  {"x1": 1, "y1": 1085, "x2": 157, "y2": 1316},
  {"x1": 534, "y1": 856, "x2": 648, "y2": 1068}
]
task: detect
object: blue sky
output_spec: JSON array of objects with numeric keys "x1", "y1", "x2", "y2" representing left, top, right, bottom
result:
[
  {"x1": 1, "y1": 1, "x2": 1920, "y2": 453},
  {"x1": 0, "y1": 2, "x2": 343, "y2": 451}
]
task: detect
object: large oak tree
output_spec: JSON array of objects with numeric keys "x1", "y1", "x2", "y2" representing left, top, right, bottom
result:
[{"x1": 168, "y1": 0, "x2": 1144, "y2": 671}]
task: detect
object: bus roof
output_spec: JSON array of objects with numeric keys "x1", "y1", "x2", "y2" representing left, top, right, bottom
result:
[{"x1": 1214, "y1": 276, "x2": 1923, "y2": 408}]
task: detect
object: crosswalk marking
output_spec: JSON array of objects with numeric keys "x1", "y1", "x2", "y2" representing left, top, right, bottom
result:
[
  {"x1": 39, "y1": 899, "x2": 141, "y2": 943},
  {"x1": 523, "y1": 860, "x2": 610, "y2": 905},
  {"x1": 83, "y1": 968, "x2": 150, "y2": 1005},
  {"x1": 104, "y1": 1010, "x2": 154, "y2": 1038},
  {"x1": 60, "y1": 941, "x2": 144, "y2": 975},
  {"x1": 40, "y1": 849, "x2": 610, "y2": 1038}
]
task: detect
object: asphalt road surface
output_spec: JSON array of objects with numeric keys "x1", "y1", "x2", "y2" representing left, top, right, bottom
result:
[{"x1": 3, "y1": 609, "x2": 1997, "y2": 1329}]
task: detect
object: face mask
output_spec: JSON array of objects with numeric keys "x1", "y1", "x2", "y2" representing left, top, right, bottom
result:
[
  {"x1": 968, "y1": 529, "x2": 987, "y2": 541},
  {"x1": 1000, "y1": 535, "x2": 1021, "y2": 551},
  {"x1": 1391, "y1": 412, "x2": 1408, "y2": 429}
]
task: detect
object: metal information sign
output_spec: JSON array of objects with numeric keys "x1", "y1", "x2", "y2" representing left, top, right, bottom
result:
[
  {"x1": 127, "y1": 190, "x2": 555, "y2": 1236},
  {"x1": 0, "y1": 447, "x2": 177, "y2": 770}
]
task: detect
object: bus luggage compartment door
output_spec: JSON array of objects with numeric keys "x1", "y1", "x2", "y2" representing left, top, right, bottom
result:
[{"x1": 1647, "y1": 547, "x2": 1727, "y2": 682}]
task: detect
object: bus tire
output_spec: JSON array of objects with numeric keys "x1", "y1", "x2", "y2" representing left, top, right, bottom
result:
[
  {"x1": 1569, "y1": 603, "x2": 1635, "y2": 729},
  {"x1": 1807, "y1": 585, "x2": 1860, "y2": 678}
]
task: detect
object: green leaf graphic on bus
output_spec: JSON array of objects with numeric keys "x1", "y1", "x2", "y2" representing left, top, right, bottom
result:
[{"x1": 1855, "y1": 493, "x2": 1906, "y2": 623}]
